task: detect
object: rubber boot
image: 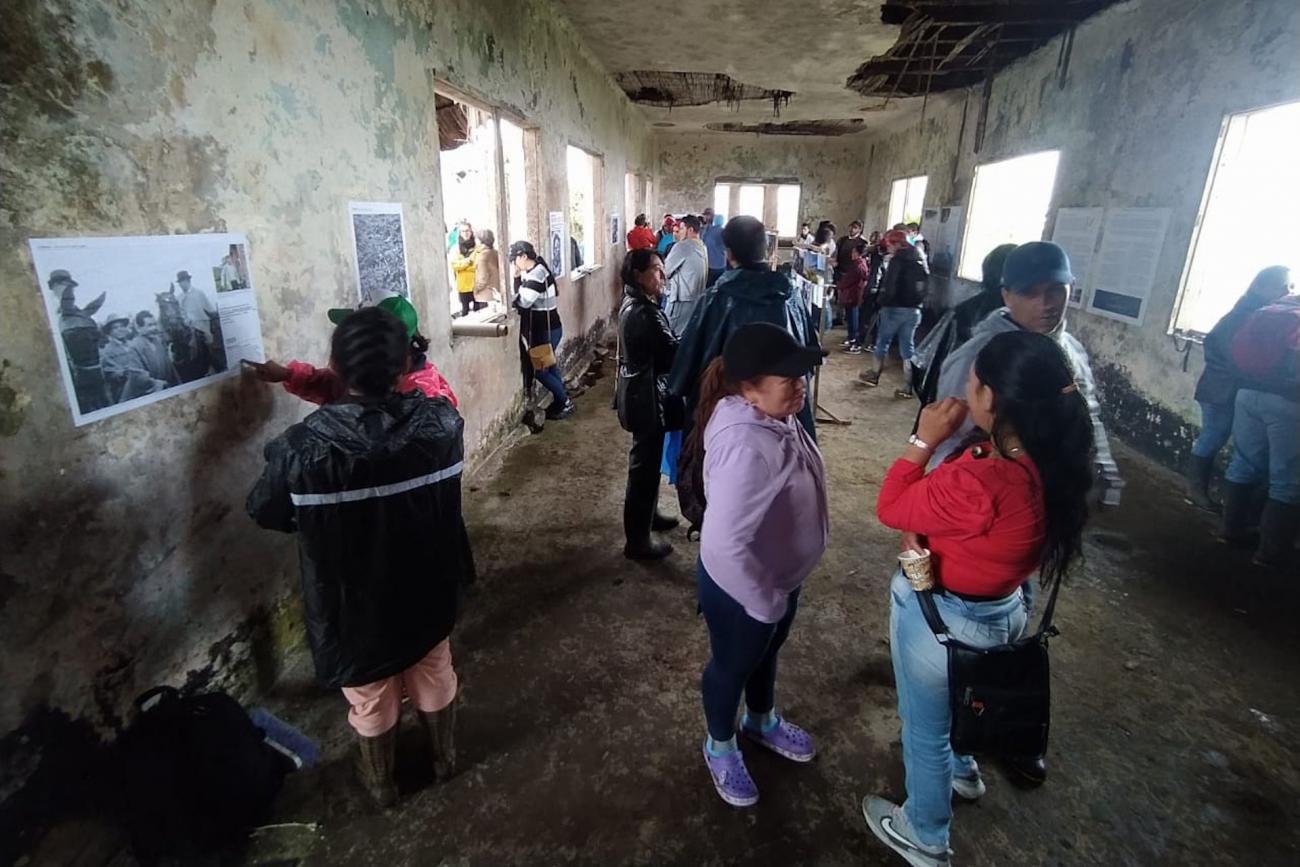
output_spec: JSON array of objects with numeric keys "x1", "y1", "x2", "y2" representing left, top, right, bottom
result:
[
  {"x1": 1253, "y1": 500, "x2": 1300, "y2": 569},
  {"x1": 356, "y1": 727, "x2": 399, "y2": 807},
  {"x1": 1183, "y1": 455, "x2": 1220, "y2": 513},
  {"x1": 1218, "y1": 481, "x2": 1259, "y2": 548},
  {"x1": 419, "y1": 697, "x2": 457, "y2": 781},
  {"x1": 652, "y1": 510, "x2": 680, "y2": 532}
]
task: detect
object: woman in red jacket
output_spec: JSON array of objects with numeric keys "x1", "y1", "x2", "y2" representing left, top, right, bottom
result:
[{"x1": 863, "y1": 330, "x2": 1094, "y2": 866}]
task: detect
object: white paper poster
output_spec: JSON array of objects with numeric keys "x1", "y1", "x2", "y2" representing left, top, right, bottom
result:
[
  {"x1": 348, "y1": 201, "x2": 410, "y2": 304},
  {"x1": 1051, "y1": 207, "x2": 1105, "y2": 308},
  {"x1": 610, "y1": 213, "x2": 621, "y2": 245},
  {"x1": 921, "y1": 205, "x2": 963, "y2": 276},
  {"x1": 1086, "y1": 207, "x2": 1172, "y2": 326},
  {"x1": 30, "y1": 233, "x2": 266, "y2": 427},
  {"x1": 547, "y1": 210, "x2": 568, "y2": 279}
]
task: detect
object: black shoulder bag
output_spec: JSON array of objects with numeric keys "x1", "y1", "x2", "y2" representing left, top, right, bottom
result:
[{"x1": 917, "y1": 577, "x2": 1061, "y2": 758}]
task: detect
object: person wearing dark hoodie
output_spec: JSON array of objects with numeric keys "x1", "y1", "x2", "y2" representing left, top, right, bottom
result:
[
  {"x1": 702, "y1": 213, "x2": 728, "y2": 287},
  {"x1": 859, "y1": 229, "x2": 930, "y2": 397},
  {"x1": 247, "y1": 307, "x2": 471, "y2": 808},
  {"x1": 1186, "y1": 266, "x2": 1292, "y2": 512},
  {"x1": 910, "y1": 244, "x2": 1018, "y2": 407},
  {"x1": 667, "y1": 215, "x2": 821, "y2": 443}
]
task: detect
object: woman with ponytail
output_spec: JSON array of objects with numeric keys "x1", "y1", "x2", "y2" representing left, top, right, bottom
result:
[
  {"x1": 863, "y1": 329, "x2": 1093, "y2": 866},
  {"x1": 691, "y1": 323, "x2": 829, "y2": 808},
  {"x1": 247, "y1": 306, "x2": 473, "y2": 809}
]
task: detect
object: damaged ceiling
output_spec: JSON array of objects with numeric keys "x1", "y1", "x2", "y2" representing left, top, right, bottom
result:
[{"x1": 551, "y1": 0, "x2": 1118, "y2": 136}]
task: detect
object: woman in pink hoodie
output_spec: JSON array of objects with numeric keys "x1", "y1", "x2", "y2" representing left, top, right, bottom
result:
[
  {"x1": 244, "y1": 295, "x2": 458, "y2": 407},
  {"x1": 692, "y1": 322, "x2": 829, "y2": 807}
]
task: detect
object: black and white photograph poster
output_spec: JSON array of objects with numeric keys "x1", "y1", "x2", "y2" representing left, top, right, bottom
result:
[
  {"x1": 547, "y1": 210, "x2": 567, "y2": 280},
  {"x1": 348, "y1": 201, "x2": 411, "y2": 305},
  {"x1": 610, "y1": 213, "x2": 620, "y2": 246},
  {"x1": 29, "y1": 232, "x2": 267, "y2": 427}
]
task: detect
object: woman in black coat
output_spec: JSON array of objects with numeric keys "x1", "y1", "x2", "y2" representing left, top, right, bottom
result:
[
  {"x1": 1187, "y1": 265, "x2": 1292, "y2": 511},
  {"x1": 616, "y1": 248, "x2": 680, "y2": 561}
]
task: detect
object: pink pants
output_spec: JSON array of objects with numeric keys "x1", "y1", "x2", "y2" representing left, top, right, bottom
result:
[{"x1": 341, "y1": 639, "x2": 458, "y2": 736}]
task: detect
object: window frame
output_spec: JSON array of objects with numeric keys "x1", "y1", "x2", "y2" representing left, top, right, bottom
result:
[
  {"x1": 887, "y1": 174, "x2": 928, "y2": 228},
  {"x1": 956, "y1": 150, "x2": 1061, "y2": 282},
  {"x1": 565, "y1": 143, "x2": 605, "y2": 281},
  {"x1": 713, "y1": 178, "x2": 803, "y2": 238}
]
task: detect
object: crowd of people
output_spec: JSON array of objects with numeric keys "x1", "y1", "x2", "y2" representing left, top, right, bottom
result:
[{"x1": 240, "y1": 204, "x2": 1297, "y2": 866}]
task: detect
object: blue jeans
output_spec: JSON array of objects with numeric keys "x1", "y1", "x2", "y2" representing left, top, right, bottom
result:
[
  {"x1": 845, "y1": 304, "x2": 862, "y2": 343},
  {"x1": 1192, "y1": 399, "x2": 1235, "y2": 460},
  {"x1": 889, "y1": 570, "x2": 1027, "y2": 849},
  {"x1": 698, "y1": 563, "x2": 801, "y2": 741},
  {"x1": 534, "y1": 326, "x2": 569, "y2": 405},
  {"x1": 875, "y1": 306, "x2": 922, "y2": 362},
  {"x1": 1226, "y1": 389, "x2": 1300, "y2": 503}
]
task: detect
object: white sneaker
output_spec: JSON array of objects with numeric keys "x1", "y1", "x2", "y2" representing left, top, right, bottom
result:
[
  {"x1": 862, "y1": 795, "x2": 952, "y2": 866},
  {"x1": 951, "y1": 766, "x2": 986, "y2": 801}
]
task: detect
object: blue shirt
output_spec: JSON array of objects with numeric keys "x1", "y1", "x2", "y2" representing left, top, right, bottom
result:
[{"x1": 702, "y1": 225, "x2": 726, "y2": 269}]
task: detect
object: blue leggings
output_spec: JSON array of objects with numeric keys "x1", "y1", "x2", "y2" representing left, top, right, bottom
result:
[{"x1": 534, "y1": 326, "x2": 568, "y2": 405}]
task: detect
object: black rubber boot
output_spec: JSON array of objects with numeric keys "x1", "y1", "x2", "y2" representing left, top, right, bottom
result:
[
  {"x1": 419, "y1": 697, "x2": 458, "y2": 781},
  {"x1": 652, "y1": 511, "x2": 680, "y2": 532},
  {"x1": 1253, "y1": 500, "x2": 1300, "y2": 569},
  {"x1": 356, "y1": 726, "x2": 399, "y2": 808},
  {"x1": 1218, "y1": 481, "x2": 1260, "y2": 548},
  {"x1": 1183, "y1": 455, "x2": 1220, "y2": 513}
]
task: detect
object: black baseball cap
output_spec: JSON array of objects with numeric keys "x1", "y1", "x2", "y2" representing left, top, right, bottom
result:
[{"x1": 723, "y1": 322, "x2": 827, "y2": 380}]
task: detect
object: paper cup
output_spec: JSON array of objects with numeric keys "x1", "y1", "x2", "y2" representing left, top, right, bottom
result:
[{"x1": 898, "y1": 548, "x2": 934, "y2": 591}]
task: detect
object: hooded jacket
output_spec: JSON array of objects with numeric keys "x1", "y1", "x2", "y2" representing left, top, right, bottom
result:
[
  {"x1": 929, "y1": 310, "x2": 1120, "y2": 487},
  {"x1": 702, "y1": 217, "x2": 727, "y2": 270},
  {"x1": 667, "y1": 265, "x2": 819, "y2": 439},
  {"x1": 662, "y1": 237, "x2": 708, "y2": 336},
  {"x1": 910, "y1": 287, "x2": 1007, "y2": 408},
  {"x1": 700, "y1": 396, "x2": 829, "y2": 623},
  {"x1": 1195, "y1": 291, "x2": 1276, "y2": 406},
  {"x1": 877, "y1": 243, "x2": 930, "y2": 308},
  {"x1": 247, "y1": 393, "x2": 470, "y2": 688}
]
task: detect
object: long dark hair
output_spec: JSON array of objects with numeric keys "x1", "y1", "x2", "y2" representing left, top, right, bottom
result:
[
  {"x1": 621, "y1": 248, "x2": 661, "y2": 290},
  {"x1": 331, "y1": 307, "x2": 409, "y2": 397},
  {"x1": 972, "y1": 330, "x2": 1094, "y2": 586},
  {"x1": 685, "y1": 357, "x2": 742, "y2": 459}
]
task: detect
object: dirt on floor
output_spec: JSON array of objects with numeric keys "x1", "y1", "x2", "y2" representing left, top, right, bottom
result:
[{"x1": 245, "y1": 329, "x2": 1300, "y2": 867}]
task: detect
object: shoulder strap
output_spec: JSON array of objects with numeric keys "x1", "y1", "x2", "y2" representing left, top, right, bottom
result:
[
  {"x1": 1034, "y1": 574, "x2": 1064, "y2": 637},
  {"x1": 916, "y1": 590, "x2": 950, "y2": 641}
]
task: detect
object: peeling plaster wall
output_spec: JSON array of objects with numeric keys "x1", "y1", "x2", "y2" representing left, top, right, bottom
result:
[
  {"x1": 655, "y1": 133, "x2": 867, "y2": 231},
  {"x1": 860, "y1": 0, "x2": 1300, "y2": 468},
  {"x1": 0, "y1": 0, "x2": 651, "y2": 748}
]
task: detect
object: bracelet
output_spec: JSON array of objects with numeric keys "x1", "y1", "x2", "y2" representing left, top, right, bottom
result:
[{"x1": 908, "y1": 434, "x2": 933, "y2": 453}]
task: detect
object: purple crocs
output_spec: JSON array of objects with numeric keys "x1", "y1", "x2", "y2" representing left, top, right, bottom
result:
[
  {"x1": 743, "y1": 717, "x2": 816, "y2": 763},
  {"x1": 702, "y1": 743, "x2": 760, "y2": 807}
]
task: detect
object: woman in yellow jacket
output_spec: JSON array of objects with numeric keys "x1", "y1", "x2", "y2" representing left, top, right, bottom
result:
[{"x1": 451, "y1": 221, "x2": 478, "y2": 315}]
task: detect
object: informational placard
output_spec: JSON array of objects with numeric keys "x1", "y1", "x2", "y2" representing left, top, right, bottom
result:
[
  {"x1": 1051, "y1": 207, "x2": 1104, "y2": 308},
  {"x1": 30, "y1": 233, "x2": 266, "y2": 427},
  {"x1": 348, "y1": 201, "x2": 410, "y2": 305},
  {"x1": 610, "y1": 213, "x2": 621, "y2": 246},
  {"x1": 921, "y1": 205, "x2": 963, "y2": 276},
  {"x1": 1086, "y1": 208, "x2": 1171, "y2": 326},
  {"x1": 547, "y1": 210, "x2": 567, "y2": 279}
]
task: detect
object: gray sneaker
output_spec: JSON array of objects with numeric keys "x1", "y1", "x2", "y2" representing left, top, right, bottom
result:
[
  {"x1": 862, "y1": 795, "x2": 952, "y2": 866},
  {"x1": 951, "y1": 762, "x2": 986, "y2": 801}
]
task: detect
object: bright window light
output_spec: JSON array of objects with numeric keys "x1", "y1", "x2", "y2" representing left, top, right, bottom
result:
[
  {"x1": 888, "y1": 175, "x2": 927, "y2": 227},
  {"x1": 440, "y1": 98, "x2": 501, "y2": 315},
  {"x1": 501, "y1": 118, "x2": 528, "y2": 255},
  {"x1": 713, "y1": 183, "x2": 731, "y2": 220},
  {"x1": 738, "y1": 184, "x2": 764, "y2": 220},
  {"x1": 958, "y1": 151, "x2": 1060, "y2": 281},
  {"x1": 1173, "y1": 99, "x2": 1300, "y2": 335},
  {"x1": 566, "y1": 145, "x2": 596, "y2": 271},
  {"x1": 775, "y1": 184, "x2": 802, "y2": 237}
]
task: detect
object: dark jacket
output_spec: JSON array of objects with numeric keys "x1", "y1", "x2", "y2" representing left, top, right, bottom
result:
[
  {"x1": 877, "y1": 244, "x2": 929, "y2": 308},
  {"x1": 616, "y1": 285, "x2": 679, "y2": 433},
  {"x1": 836, "y1": 257, "x2": 871, "y2": 308},
  {"x1": 1228, "y1": 297, "x2": 1300, "y2": 401},
  {"x1": 1195, "y1": 292, "x2": 1274, "y2": 406},
  {"x1": 667, "y1": 265, "x2": 818, "y2": 439},
  {"x1": 247, "y1": 393, "x2": 469, "y2": 688},
  {"x1": 910, "y1": 288, "x2": 1005, "y2": 407}
]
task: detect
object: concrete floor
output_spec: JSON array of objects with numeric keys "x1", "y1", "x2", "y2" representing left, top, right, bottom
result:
[{"x1": 249, "y1": 329, "x2": 1300, "y2": 866}]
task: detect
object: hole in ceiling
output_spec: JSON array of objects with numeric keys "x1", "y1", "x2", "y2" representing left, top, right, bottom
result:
[
  {"x1": 435, "y1": 93, "x2": 469, "y2": 151},
  {"x1": 704, "y1": 119, "x2": 867, "y2": 136},
  {"x1": 615, "y1": 71, "x2": 794, "y2": 116}
]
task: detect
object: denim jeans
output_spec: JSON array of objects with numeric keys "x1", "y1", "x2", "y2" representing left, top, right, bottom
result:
[
  {"x1": 698, "y1": 563, "x2": 801, "y2": 741},
  {"x1": 875, "y1": 306, "x2": 922, "y2": 362},
  {"x1": 1226, "y1": 388, "x2": 1300, "y2": 503},
  {"x1": 534, "y1": 326, "x2": 569, "y2": 405},
  {"x1": 888, "y1": 570, "x2": 1027, "y2": 849},
  {"x1": 1192, "y1": 399, "x2": 1235, "y2": 460},
  {"x1": 845, "y1": 305, "x2": 862, "y2": 343}
]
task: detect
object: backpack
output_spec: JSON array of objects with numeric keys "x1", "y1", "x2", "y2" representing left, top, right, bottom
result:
[
  {"x1": 676, "y1": 434, "x2": 707, "y2": 539},
  {"x1": 112, "y1": 686, "x2": 291, "y2": 863},
  {"x1": 1230, "y1": 300, "x2": 1300, "y2": 378}
]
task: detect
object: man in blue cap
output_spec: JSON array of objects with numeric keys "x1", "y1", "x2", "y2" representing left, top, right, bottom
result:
[{"x1": 923, "y1": 240, "x2": 1121, "y2": 788}]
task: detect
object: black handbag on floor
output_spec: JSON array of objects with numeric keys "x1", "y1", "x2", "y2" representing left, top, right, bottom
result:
[{"x1": 917, "y1": 577, "x2": 1062, "y2": 758}]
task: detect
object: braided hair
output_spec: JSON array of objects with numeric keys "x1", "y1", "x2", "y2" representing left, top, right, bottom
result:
[{"x1": 330, "y1": 307, "x2": 409, "y2": 397}]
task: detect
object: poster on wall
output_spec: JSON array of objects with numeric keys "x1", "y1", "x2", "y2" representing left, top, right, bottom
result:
[
  {"x1": 30, "y1": 232, "x2": 266, "y2": 427},
  {"x1": 547, "y1": 210, "x2": 568, "y2": 279},
  {"x1": 1051, "y1": 207, "x2": 1105, "y2": 308},
  {"x1": 1085, "y1": 207, "x2": 1171, "y2": 326},
  {"x1": 348, "y1": 201, "x2": 411, "y2": 305},
  {"x1": 610, "y1": 213, "x2": 621, "y2": 246},
  {"x1": 921, "y1": 205, "x2": 963, "y2": 276}
]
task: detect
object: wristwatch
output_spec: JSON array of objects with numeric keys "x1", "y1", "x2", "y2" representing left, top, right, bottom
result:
[{"x1": 908, "y1": 434, "x2": 933, "y2": 453}]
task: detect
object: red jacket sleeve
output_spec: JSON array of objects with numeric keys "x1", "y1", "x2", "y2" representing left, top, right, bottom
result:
[
  {"x1": 282, "y1": 361, "x2": 345, "y2": 405},
  {"x1": 404, "y1": 362, "x2": 459, "y2": 408},
  {"x1": 876, "y1": 458, "x2": 995, "y2": 537}
]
